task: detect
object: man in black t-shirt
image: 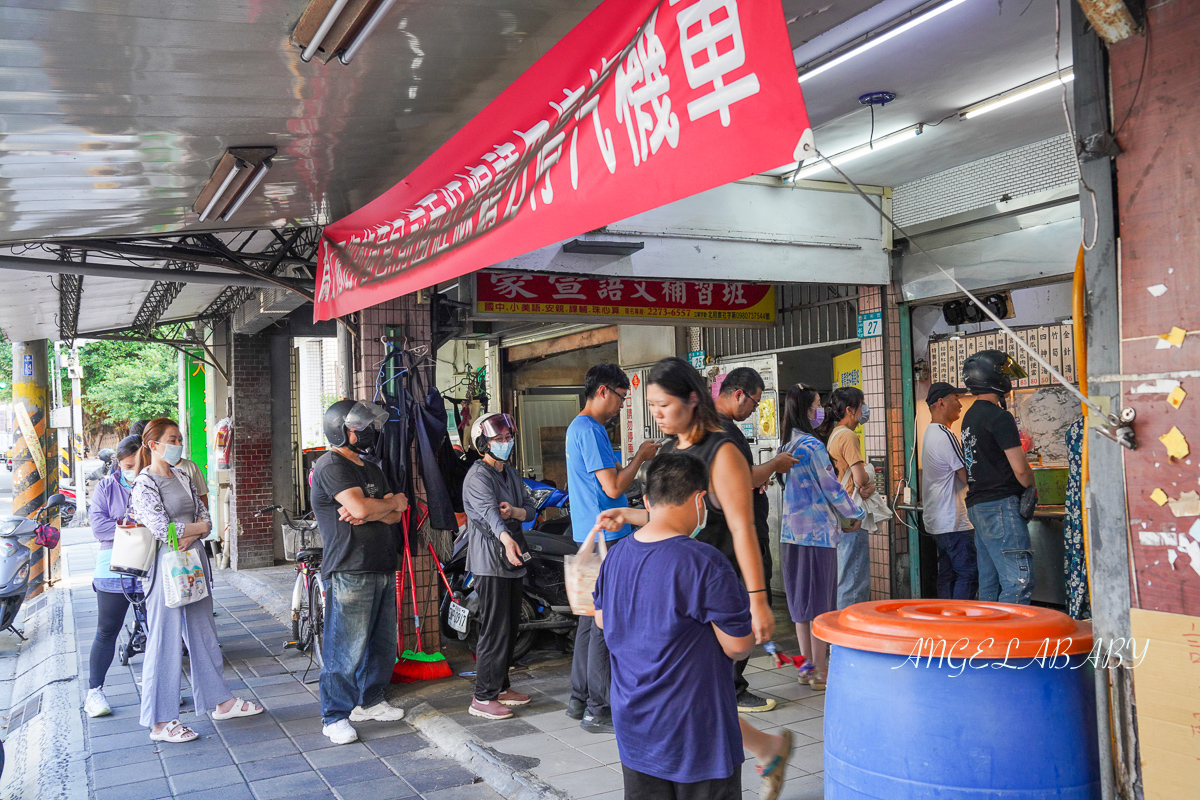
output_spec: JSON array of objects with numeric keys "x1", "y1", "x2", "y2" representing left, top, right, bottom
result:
[
  {"x1": 714, "y1": 368, "x2": 798, "y2": 714},
  {"x1": 959, "y1": 351, "x2": 1036, "y2": 605},
  {"x1": 311, "y1": 400, "x2": 409, "y2": 745}
]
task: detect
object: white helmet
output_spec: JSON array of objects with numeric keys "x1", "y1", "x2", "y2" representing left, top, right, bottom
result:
[{"x1": 470, "y1": 412, "x2": 517, "y2": 456}]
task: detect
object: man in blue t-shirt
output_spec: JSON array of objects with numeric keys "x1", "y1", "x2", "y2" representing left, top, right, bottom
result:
[
  {"x1": 565, "y1": 364, "x2": 660, "y2": 733},
  {"x1": 594, "y1": 453, "x2": 771, "y2": 800}
]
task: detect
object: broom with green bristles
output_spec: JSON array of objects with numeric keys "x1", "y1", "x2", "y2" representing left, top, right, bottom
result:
[{"x1": 393, "y1": 509, "x2": 453, "y2": 682}]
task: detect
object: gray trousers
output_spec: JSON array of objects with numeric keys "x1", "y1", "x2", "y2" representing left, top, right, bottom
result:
[{"x1": 139, "y1": 544, "x2": 232, "y2": 727}]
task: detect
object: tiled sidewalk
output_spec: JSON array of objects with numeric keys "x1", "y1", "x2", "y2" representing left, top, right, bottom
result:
[
  {"x1": 412, "y1": 650, "x2": 827, "y2": 800},
  {"x1": 65, "y1": 533, "x2": 502, "y2": 800}
]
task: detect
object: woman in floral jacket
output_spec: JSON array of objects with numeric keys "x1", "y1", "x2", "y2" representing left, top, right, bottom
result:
[{"x1": 130, "y1": 418, "x2": 262, "y2": 743}]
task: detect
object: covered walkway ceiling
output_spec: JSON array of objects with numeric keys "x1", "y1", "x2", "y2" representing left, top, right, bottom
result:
[{"x1": 0, "y1": 0, "x2": 1078, "y2": 342}]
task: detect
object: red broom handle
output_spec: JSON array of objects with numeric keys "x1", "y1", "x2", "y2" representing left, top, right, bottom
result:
[
  {"x1": 395, "y1": 508, "x2": 410, "y2": 658},
  {"x1": 427, "y1": 541, "x2": 454, "y2": 595}
]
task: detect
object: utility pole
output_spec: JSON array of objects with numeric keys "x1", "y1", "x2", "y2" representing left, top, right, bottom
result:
[{"x1": 68, "y1": 346, "x2": 86, "y2": 527}]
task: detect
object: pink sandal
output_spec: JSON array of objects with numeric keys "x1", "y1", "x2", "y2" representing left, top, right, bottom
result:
[{"x1": 211, "y1": 698, "x2": 263, "y2": 720}]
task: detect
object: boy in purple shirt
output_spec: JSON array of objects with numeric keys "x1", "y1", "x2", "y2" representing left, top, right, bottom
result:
[{"x1": 595, "y1": 453, "x2": 787, "y2": 799}]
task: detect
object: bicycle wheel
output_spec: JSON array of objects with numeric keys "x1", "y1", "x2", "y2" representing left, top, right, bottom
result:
[
  {"x1": 308, "y1": 574, "x2": 325, "y2": 668},
  {"x1": 292, "y1": 572, "x2": 313, "y2": 651}
]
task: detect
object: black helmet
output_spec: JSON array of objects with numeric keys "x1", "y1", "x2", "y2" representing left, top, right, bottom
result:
[
  {"x1": 962, "y1": 349, "x2": 1027, "y2": 396},
  {"x1": 323, "y1": 400, "x2": 388, "y2": 447}
]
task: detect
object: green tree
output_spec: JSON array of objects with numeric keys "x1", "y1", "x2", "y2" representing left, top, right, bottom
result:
[
  {"x1": 79, "y1": 341, "x2": 178, "y2": 438},
  {"x1": 0, "y1": 333, "x2": 11, "y2": 404}
]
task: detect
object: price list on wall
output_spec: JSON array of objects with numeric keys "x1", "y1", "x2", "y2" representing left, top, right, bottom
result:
[{"x1": 929, "y1": 323, "x2": 1076, "y2": 387}]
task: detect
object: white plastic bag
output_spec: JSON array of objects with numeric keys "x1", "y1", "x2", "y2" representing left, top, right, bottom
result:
[
  {"x1": 163, "y1": 544, "x2": 209, "y2": 609},
  {"x1": 564, "y1": 527, "x2": 608, "y2": 617}
]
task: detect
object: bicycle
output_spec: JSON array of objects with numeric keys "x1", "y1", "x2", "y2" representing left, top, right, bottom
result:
[{"x1": 255, "y1": 505, "x2": 325, "y2": 668}]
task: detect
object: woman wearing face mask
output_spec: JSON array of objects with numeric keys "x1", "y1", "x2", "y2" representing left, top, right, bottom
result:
[
  {"x1": 462, "y1": 413, "x2": 537, "y2": 721},
  {"x1": 595, "y1": 358, "x2": 793, "y2": 800},
  {"x1": 84, "y1": 435, "x2": 145, "y2": 717},
  {"x1": 778, "y1": 386, "x2": 865, "y2": 690},
  {"x1": 131, "y1": 418, "x2": 262, "y2": 743},
  {"x1": 814, "y1": 387, "x2": 873, "y2": 608}
]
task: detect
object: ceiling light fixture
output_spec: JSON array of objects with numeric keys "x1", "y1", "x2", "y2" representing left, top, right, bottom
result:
[
  {"x1": 339, "y1": 0, "x2": 397, "y2": 64},
  {"x1": 958, "y1": 68, "x2": 1075, "y2": 120},
  {"x1": 798, "y1": 0, "x2": 970, "y2": 84},
  {"x1": 793, "y1": 124, "x2": 924, "y2": 181},
  {"x1": 192, "y1": 147, "x2": 277, "y2": 223},
  {"x1": 292, "y1": 0, "x2": 396, "y2": 65}
]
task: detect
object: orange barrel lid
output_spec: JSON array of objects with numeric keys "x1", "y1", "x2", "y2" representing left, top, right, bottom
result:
[{"x1": 813, "y1": 600, "x2": 1093, "y2": 659}]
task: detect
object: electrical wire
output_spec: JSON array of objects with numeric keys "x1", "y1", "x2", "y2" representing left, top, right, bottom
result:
[
  {"x1": 1112, "y1": 17, "x2": 1150, "y2": 140},
  {"x1": 1054, "y1": 0, "x2": 1099, "y2": 252}
]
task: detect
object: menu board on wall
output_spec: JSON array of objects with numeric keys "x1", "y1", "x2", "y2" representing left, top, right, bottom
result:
[{"x1": 928, "y1": 323, "x2": 1077, "y2": 388}]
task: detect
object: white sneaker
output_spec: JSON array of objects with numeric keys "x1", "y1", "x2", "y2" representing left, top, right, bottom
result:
[
  {"x1": 85, "y1": 687, "x2": 112, "y2": 718},
  {"x1": 322, "y1": 718, "x2": 359, "y2": 745},
  {"x1": 349, "y1": 701, "x2": 406, "y2": 722}
]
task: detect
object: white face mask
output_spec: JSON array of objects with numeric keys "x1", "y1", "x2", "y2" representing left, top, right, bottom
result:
[
  {"x1": 121, "y1": 468, "x2": 137, "y2": 485},
  {"x1": 157, "y1": 442, "x2": 184, "y2": 465},
  {"x1": 690, "y1": 494, "x2": 708, "y2": 538}
]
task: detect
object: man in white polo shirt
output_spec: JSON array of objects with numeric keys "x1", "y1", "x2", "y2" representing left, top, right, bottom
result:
[{"x1": 921, "y1": 382, "x2": 978, "y2": 599}]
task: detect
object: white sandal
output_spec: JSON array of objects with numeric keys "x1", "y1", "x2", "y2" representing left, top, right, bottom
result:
[
  {"x1": 211, "y1": 697, "x2": 264, "y2": 720},
  {"x1": 149, "y1": 720, "x2": 198, "y2": 743}
]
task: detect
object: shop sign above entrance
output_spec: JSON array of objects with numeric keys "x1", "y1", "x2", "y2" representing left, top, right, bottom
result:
[
  {"x1": 312, "y1": 0, "x2": 811, "y2": 320},
  {"x1": 857, "y1": 311, "x2": 882, "y2": 339},
  {"x1": 470, "y1": 272, "x2": 775, "y2": 327}
]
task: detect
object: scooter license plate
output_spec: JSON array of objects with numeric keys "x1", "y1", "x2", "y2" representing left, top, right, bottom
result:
[{"x1": 447, "y1": 600, "x2": 470, "y2": 633}]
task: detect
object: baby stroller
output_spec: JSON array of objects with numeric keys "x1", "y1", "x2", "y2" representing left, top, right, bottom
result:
[{"x1": 117, "y1": 578, "x2": 147, "y2": 666}]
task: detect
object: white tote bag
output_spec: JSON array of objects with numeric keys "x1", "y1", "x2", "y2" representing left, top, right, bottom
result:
[
  {"x1": 162, "y1": 524, "x2": 209, "y2": 608},
  {"x1": 110, "y1": 521, "x2": 157, "y2": 577}
]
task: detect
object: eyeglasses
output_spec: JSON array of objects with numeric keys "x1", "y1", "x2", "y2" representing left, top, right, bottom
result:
[{"x1": 610, "y1": 388, "x2": 629, "y2": 405}]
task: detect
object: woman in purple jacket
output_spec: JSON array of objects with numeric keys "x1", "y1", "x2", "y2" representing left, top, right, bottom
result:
[{"x1": 85, "y1": 436, "x2": 143, "y2": 718}]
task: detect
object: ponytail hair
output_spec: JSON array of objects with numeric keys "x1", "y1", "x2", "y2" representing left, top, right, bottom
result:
[
  {"x1": 814, "y1": 386, "x2": 863, "y2": 443},
  {"x1": 132, "y1": 417, "x2": 180, "y2": 478},
  {"x1": 647, "y1": 357, "x2": 722, "y2": 441}
]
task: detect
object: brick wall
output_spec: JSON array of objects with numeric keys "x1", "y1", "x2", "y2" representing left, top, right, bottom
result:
[
  {"x1": 891, "y1": 134, "x2": 1076, "y2": 228},
  {"x1": 230, "y1": 334, "x2": 275, "y2": 570},
  {"x1": 354, "y1": 295, "x2": 444, "y2": 651}
]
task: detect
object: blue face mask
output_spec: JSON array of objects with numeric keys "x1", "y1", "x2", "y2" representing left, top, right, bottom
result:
[
  {"x1": 490, "y1": 440, "x2": 515, "y2": 461},
  {"x1": 120, "y1": 468, "x2": 137, "y2": 485},
  {"x1": 858, "y1": 403, "x2": 871, "y2": 425}
]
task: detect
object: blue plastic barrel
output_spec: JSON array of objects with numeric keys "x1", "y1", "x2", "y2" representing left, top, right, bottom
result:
[{"x1": 814, "y1": 601, "x2": 1100, "y2": 799}]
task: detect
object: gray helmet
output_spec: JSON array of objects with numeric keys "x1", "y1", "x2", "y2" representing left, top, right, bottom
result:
[
  {"x1": 962, "y1": 349, "x2": 1027, "y2": 396},
  {"x1": 323, "y1": 400, "x2": 388, "y2": 447}
]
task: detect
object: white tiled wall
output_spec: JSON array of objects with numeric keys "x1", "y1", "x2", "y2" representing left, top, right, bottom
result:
[{"x1": 892, "y1": 134, "x2": 1077, "y2": 228}]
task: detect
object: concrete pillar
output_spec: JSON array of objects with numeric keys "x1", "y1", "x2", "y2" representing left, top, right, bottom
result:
[{"x1": 10, "y1": 340, "x2": 55, "y2": 594}]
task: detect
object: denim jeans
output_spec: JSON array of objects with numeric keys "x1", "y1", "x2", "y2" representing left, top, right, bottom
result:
[
  {"x1": 967, "y1": 495, "x2": 1034, "y2": 604},
  {"x1": 932, "y1": 530, "x2": 979, "y2": 600},
  {"x1": 836, "y1": 528, "x2": 871, "y2": 609},
  {"x1": 320, "y1": 572, "x2": 397, "y2": 725}
]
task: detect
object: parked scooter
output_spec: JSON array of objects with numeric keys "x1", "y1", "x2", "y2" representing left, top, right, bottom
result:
[
  {"x1": 521, "y1": 477, "x2": 570, "y2": 535},
  {"x1": 0, "y1": 494, "x2": 68, "y2": 638}
]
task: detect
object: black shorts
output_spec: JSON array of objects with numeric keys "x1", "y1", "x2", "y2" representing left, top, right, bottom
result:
[{"x1": 620, "y1": 764, "x2": 741, "y2": 800}]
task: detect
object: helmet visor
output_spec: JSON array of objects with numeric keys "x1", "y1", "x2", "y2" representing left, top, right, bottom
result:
[
  {"x1": 998, "y1": 356, "x2": 1029, "y2": 380},
  {"x1": 480, "y1": 413, "x2": 517, "y2": 440},
  {"x1": 344, "y1": 402, "x2": 389, "y2": 432}
]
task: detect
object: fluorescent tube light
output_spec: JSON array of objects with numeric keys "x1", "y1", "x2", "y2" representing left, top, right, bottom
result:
[
  {"x1": 798, "y1": 0, "x2": 970, "y2": 84},
  {"x1": 198, "y1": 160, "x2": 247, "y2": 222},
  {"x1": 958, "y1": 69, "x2": 1075, "y2": 119},
  {"x1": 220, "y1": 160, "x2": 271, "y2": 221},
  {"x1": 338, "y1": 0, "x2": 396, "y2": 65},
  {"x1": 301, "y1": 0, "x2": 352, "y2": 62},
  {"x1": 794, "y1": 125, "x2": 923, "y2": 180}
]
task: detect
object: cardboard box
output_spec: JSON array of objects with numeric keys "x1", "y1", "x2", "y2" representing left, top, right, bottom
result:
[{"x1": 1129, "y1": 607, "x2": 1200, "y2": 800}]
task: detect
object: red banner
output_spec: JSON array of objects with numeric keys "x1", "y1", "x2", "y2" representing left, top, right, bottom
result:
[
  {"x1": 474, "y1": 271, "x2": 775, "y2": 325},
  {"x1": 314, "y1": 0, "x2": 810, "y2": 320}
]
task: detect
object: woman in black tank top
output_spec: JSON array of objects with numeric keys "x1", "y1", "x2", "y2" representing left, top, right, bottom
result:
[{"x1": 596, "y1": 358, "x2": 792, "y2": 793}]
